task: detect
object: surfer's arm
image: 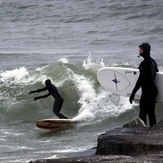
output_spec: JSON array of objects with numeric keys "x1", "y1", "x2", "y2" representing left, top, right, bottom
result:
[
  {"x1": 29, "y1": 87, "x2": 47, "y2": 94},
  {"x1": 34, "y1": 93, "x2": 51, "y2": 100},
  {"x1": 129, "y1": 62, "x2": 148, "y2": 104},
  {"x1": 132, "y1": 76, "x2": 142, "y2": 95},
  {"x1": 129, "y1": 77, "x2": 141, "y2": 104},
  {"x1": 129, "y1": 68, "x2": 144, "y2": 104}
]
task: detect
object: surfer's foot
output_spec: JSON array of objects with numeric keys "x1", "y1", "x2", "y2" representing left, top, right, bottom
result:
[{"x1": 59, "y1": 114, "x2": 68, "y2": 119}]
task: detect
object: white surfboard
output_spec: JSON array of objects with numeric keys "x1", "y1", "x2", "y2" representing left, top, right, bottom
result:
[
  {"x1": 97, "y1": 67, "x2": 163, "y2": 102},
  {"x1": 36, "y1": 119, "x2": 78, "y2": 130}
]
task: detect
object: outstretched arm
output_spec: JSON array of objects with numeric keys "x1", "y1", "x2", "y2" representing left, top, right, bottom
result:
[
  {"x1": 34, "y1": 93, "x2": 51, "y2": 100},
  {"x1": 29, "y1": 87, "x2": 47, "y2": 94}
]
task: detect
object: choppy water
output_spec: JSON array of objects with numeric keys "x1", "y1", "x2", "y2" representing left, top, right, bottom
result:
[{"x1": 0, "y1": 0, "x2": 163, "y2": 162}]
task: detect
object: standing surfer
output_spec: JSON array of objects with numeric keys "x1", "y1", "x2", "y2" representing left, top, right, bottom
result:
[
  {"x1": 129, "y1": 43, "x2": 158, "y2": 127},
  {"x1": 29, "y1": 79, "x2": 68, "y2": 119}
]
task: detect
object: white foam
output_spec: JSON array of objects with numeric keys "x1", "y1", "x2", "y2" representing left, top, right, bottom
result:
[
  {"x1": 0, "y1": 66, "x2": 53, "y2": 85},
  {"x1": 73, "y1": 87, "x2": 135, "y2": 124},
  {"x1": 83, "y1": 53, "x2": 105, "y2": 69},
  {"x1": 0, "y1": 67, "x2": 29, "y2": 84},
  {"x1": 58, "y1": 58, "x2": 69, "y2": 64},
  {"x1": 70, "y1": 56, "x2": 134, "y2": 123}
]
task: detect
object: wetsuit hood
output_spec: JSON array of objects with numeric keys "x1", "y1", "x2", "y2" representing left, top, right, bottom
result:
[
  {"x1": 139, "y1": 43, "x2": 151, "y2": 58},
  {"x1": 45, "y1": 79, "x2": 51, "y2": 86}
]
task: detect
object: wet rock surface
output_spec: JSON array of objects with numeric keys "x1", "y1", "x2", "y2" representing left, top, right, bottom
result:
[
  {"x1": 29, "y1": 118, "x2": 163, "y2": 163},
  {"x1": 97, "y1": 117, "x2": 163, "y2": 155}
]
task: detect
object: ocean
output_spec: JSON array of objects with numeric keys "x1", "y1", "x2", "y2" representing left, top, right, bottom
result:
[{"x1": 0, "y1": 0, "x2": 163, "y2": 162}]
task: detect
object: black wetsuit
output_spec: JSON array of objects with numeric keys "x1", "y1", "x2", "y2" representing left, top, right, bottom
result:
[
  {"x1": 130, "y1": 43, "x2": 158, "y2": 127},
  {"x1": 29, "y1": 79, "x2": 68, "y2": 119}
]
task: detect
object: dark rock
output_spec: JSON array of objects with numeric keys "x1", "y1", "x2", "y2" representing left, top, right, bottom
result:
[
  {"x1": 29, "y1": 152, "x2": 163, "y2": 163},
  {"x1": 29, "y1": 118, "x2": 163, "y2": 163},
  {"x1": 123, "y1": 117, "x2": 146, "y2": 127},
  {"x1": 96, "y1": 119, "x2": 163, "y2": 155},
  {"x1": 29, "y1": 155, "x2": 132, "y2": 163},
  {"x1": 69, "y1": 147, "x2": 96, "y2": 158}
]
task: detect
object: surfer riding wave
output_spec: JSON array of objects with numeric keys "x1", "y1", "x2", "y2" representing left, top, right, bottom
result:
[{"x1": 29, "y1": 79, "x2": 68, "y2": 119}]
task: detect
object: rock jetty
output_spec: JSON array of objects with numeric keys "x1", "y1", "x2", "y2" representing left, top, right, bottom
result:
[{"x1": 29, "y1": 117, "x2": 163, "y2": 163}]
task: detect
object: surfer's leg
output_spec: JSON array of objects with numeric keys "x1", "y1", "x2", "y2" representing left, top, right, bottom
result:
[
  {"x1": 53, "y1": 98, "x2": 68, "y2": 119},
  {"x1": 148, "y1": 88, "x2": 157, "y2": 127},
  {"x1": 139, "y1": 110, "x2": 147, "y2": 125},
  {"x1": 148, "y1": 110, "x2": 156, "y2": 127},
  {"x1": 53, "y1": 101, "x2": 60, "y2": 118},
  {"x1": 57, "y1": 98, "x2": 68, "y2": 119},
  {"x1": 148, "y1": 99, "x2": 156, "y2": 127},
  {"x1": 139, "y1": 97, "x2": 147, "y2": 125},
  {"x1": 57, "y1": 97, "x2": 64, "y2": 113}
]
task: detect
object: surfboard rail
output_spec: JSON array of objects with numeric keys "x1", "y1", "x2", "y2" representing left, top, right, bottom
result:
[{"x1": 36, "y1": 119, "x2": 78, "y2": 130}]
